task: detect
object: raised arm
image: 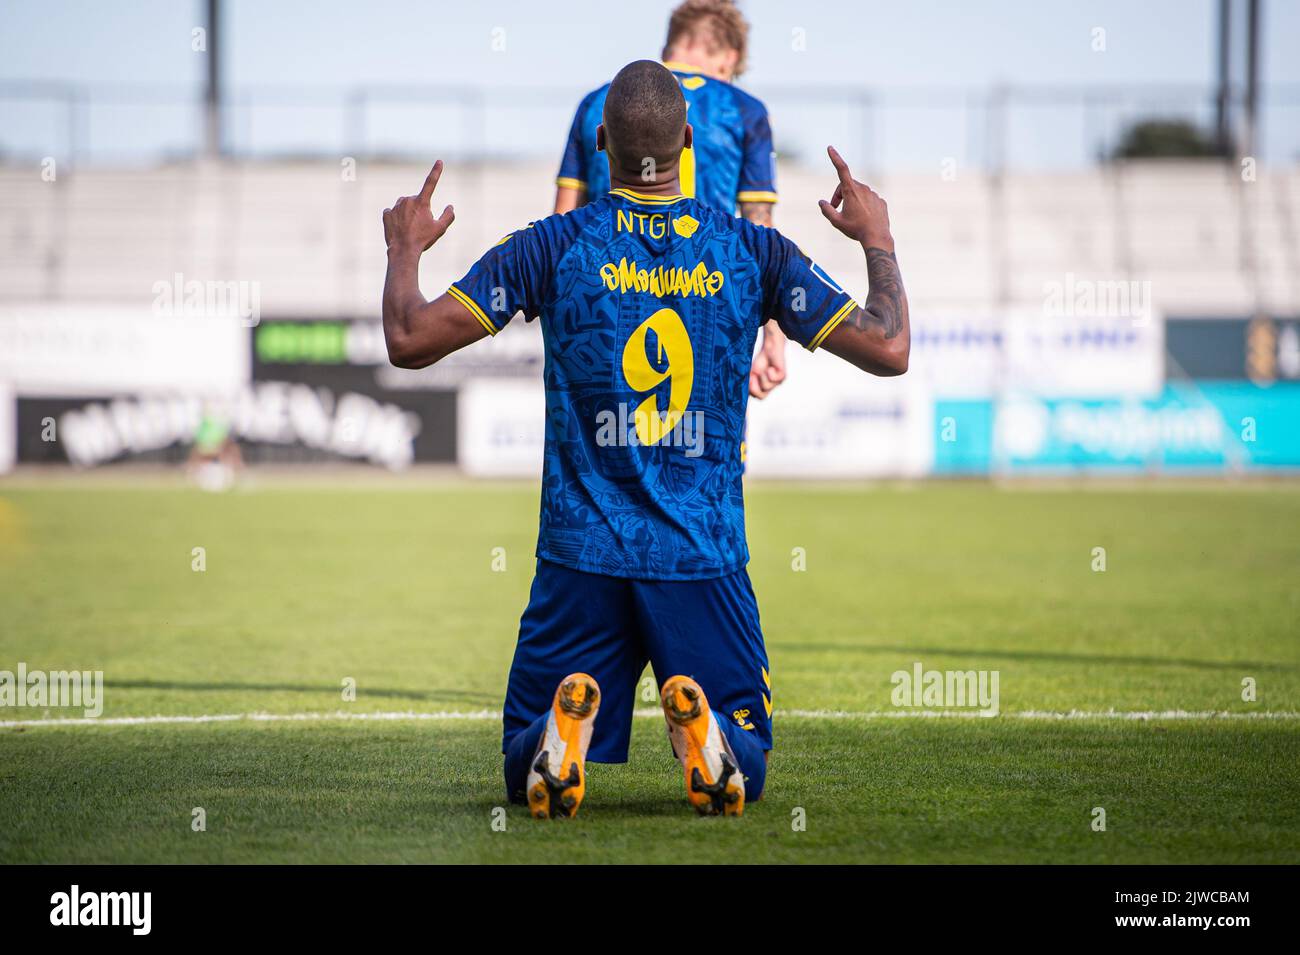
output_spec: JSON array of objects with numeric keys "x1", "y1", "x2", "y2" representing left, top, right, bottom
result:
[
  {"x1": 381, "y1": 161, "x2": 490, "y2": 369},
  {"x1": 816, "y1": 147, "x2": 910, "y2": 377}
]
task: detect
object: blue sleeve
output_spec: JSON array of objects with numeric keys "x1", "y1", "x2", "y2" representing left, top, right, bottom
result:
[
  {"x1": 557, "y1": 94, "x2": 592, "y2": 191},
  {"x1": 448, "y1": 224, "x2": 550, "y2": 335},
  {"x1": 752, "y1": 226, "x2": 855, "y2": 351},
  {"x1": 736, "y1": 97, "x2": 777, "y2": 204}
]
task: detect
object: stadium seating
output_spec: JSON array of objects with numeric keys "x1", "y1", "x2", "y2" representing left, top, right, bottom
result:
[{"x1": 1, "y1": 160, "x2": 1297, "y2": 319}]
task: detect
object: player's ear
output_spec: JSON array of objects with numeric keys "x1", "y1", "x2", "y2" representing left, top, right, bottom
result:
[
  {"x1": 596, "y1": 124, "x2": 606, "y2": 153},
  {"x1": 683, "y1": 123, "x2": 693, "y2": 150},
  {"x1": 722, "y1": 48, "x2": 740, "y2": 79}
]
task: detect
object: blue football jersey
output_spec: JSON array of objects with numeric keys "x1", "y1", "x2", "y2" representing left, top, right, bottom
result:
[
  {"x1": 449, "y1": 190, "x2": 854, "y2": 580},
  {"x1": 557, "y1": 63, "x2": 778, "y2": 215}
]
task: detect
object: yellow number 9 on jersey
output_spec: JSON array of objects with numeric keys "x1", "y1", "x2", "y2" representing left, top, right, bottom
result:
[{"x1": 621, "y1": 307, "x2": 695, "y2": 447}]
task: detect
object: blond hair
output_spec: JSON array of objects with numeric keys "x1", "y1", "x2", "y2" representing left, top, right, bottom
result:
[{"x1": 662, "y1": 0, "x2": 750, "y2": 77}]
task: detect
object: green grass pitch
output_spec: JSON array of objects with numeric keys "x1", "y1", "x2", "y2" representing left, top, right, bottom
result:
[{"x1": 1, "y1": 479, "x2": 1298, "y2": 864}]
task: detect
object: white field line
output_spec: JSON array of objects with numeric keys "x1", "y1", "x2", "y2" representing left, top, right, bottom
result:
[{"x1": 2, "y1": 708, "x2": 1299, "y2": 730}]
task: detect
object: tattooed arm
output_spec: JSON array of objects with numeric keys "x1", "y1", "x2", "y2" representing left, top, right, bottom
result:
[
  {"x1": 823, "y1": 246, "x2": 909, "y2": 376},
  {"x1": 816, "y1": 147, "x2": 909, "y2": 376}
]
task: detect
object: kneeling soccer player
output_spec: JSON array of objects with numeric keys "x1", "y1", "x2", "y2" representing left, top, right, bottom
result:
[{"x1": 381, "y1": 61, "x2": 910, "y2": 818}]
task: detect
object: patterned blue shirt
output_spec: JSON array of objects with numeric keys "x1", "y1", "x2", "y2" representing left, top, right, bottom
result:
[
  {"x1": 449, "y1": 190, "x2": 854, "y2": 580},
  {"x1": 557, "y1": 63, "x2": 778, "y2": 215}
]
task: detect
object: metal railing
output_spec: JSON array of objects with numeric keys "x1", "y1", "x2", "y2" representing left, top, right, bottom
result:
[{"x1": 3, "y1": 80, "x2": 1299, "y2": 172}]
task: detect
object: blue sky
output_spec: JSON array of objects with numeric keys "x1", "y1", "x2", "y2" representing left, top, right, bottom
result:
[{"x1": 2, "y1": 0, "x2": 1297, "y2": 167}]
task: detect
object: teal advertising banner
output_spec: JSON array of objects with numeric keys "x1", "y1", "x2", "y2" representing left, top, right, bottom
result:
[{"x1": 935, "y1": 383, "x2": 1300, "y2": 474}]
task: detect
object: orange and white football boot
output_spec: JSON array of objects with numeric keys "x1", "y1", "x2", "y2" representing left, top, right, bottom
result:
[
  {"x1": 525, "y1": 672, "x2": 600, "y2": 819},
  {"x1": 660, "y1": 675, "x2": 745, "y2": 816}
]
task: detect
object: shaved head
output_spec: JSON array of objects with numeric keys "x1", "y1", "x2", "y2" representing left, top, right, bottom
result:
[{"x1": 601, "y1": 60, "x2": 688, "y2": 176}]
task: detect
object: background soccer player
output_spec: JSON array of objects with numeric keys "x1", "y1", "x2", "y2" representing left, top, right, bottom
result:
[
  {"x1": 382, "y1": 61, "x2": 909, "y2": 819},
  {"x1": 555, "y1": 0, "x2": 789, "y2": 401}
]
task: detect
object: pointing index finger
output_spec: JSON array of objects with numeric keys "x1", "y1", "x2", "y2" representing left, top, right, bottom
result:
[
  {"x1": 827, "y1": 146, "x2": 854, "y2": 190},
  {"x1": 418, "y1": 160, "x2": 444, "y2": 203}
]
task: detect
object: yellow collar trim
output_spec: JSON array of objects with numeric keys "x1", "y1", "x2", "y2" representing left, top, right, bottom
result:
[
  {"x1": 663, "y1": 61, "x2": 731, "y2": 83},
  {"x1": 610, "y1": 188, "x2": 687, "y2": 205}
]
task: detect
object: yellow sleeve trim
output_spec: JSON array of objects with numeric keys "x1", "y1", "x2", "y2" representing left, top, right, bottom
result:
[
  {"x1": 556, "y1": 177, "x2": 586, "y2": 191},
  {"x1": 808, "y1": 298, "x2": 856, "y2": 352},
  {"x1": 737, "y1": 191, "x2": 779, "y2": 204},
  {"x1": 447, "y1": 285, "x2": 498, "y2": 337}
]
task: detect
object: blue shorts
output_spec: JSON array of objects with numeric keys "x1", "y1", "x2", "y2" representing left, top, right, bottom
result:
[{"x1": 502, "y1": 559, "x2": 772, "y2": 763}]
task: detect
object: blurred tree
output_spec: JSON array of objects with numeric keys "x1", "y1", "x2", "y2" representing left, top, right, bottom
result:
[{"x1": 1111, "y1": 119, "x2": 1228, "y2": 160}]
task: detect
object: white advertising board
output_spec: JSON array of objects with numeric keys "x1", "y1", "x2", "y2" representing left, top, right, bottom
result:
[
  {"x1": 0, "y1": 305, "x2": 250, "y2": 398},
  {"x1": 457, "y1": 378, "x2": 546, "y2": 477}
]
